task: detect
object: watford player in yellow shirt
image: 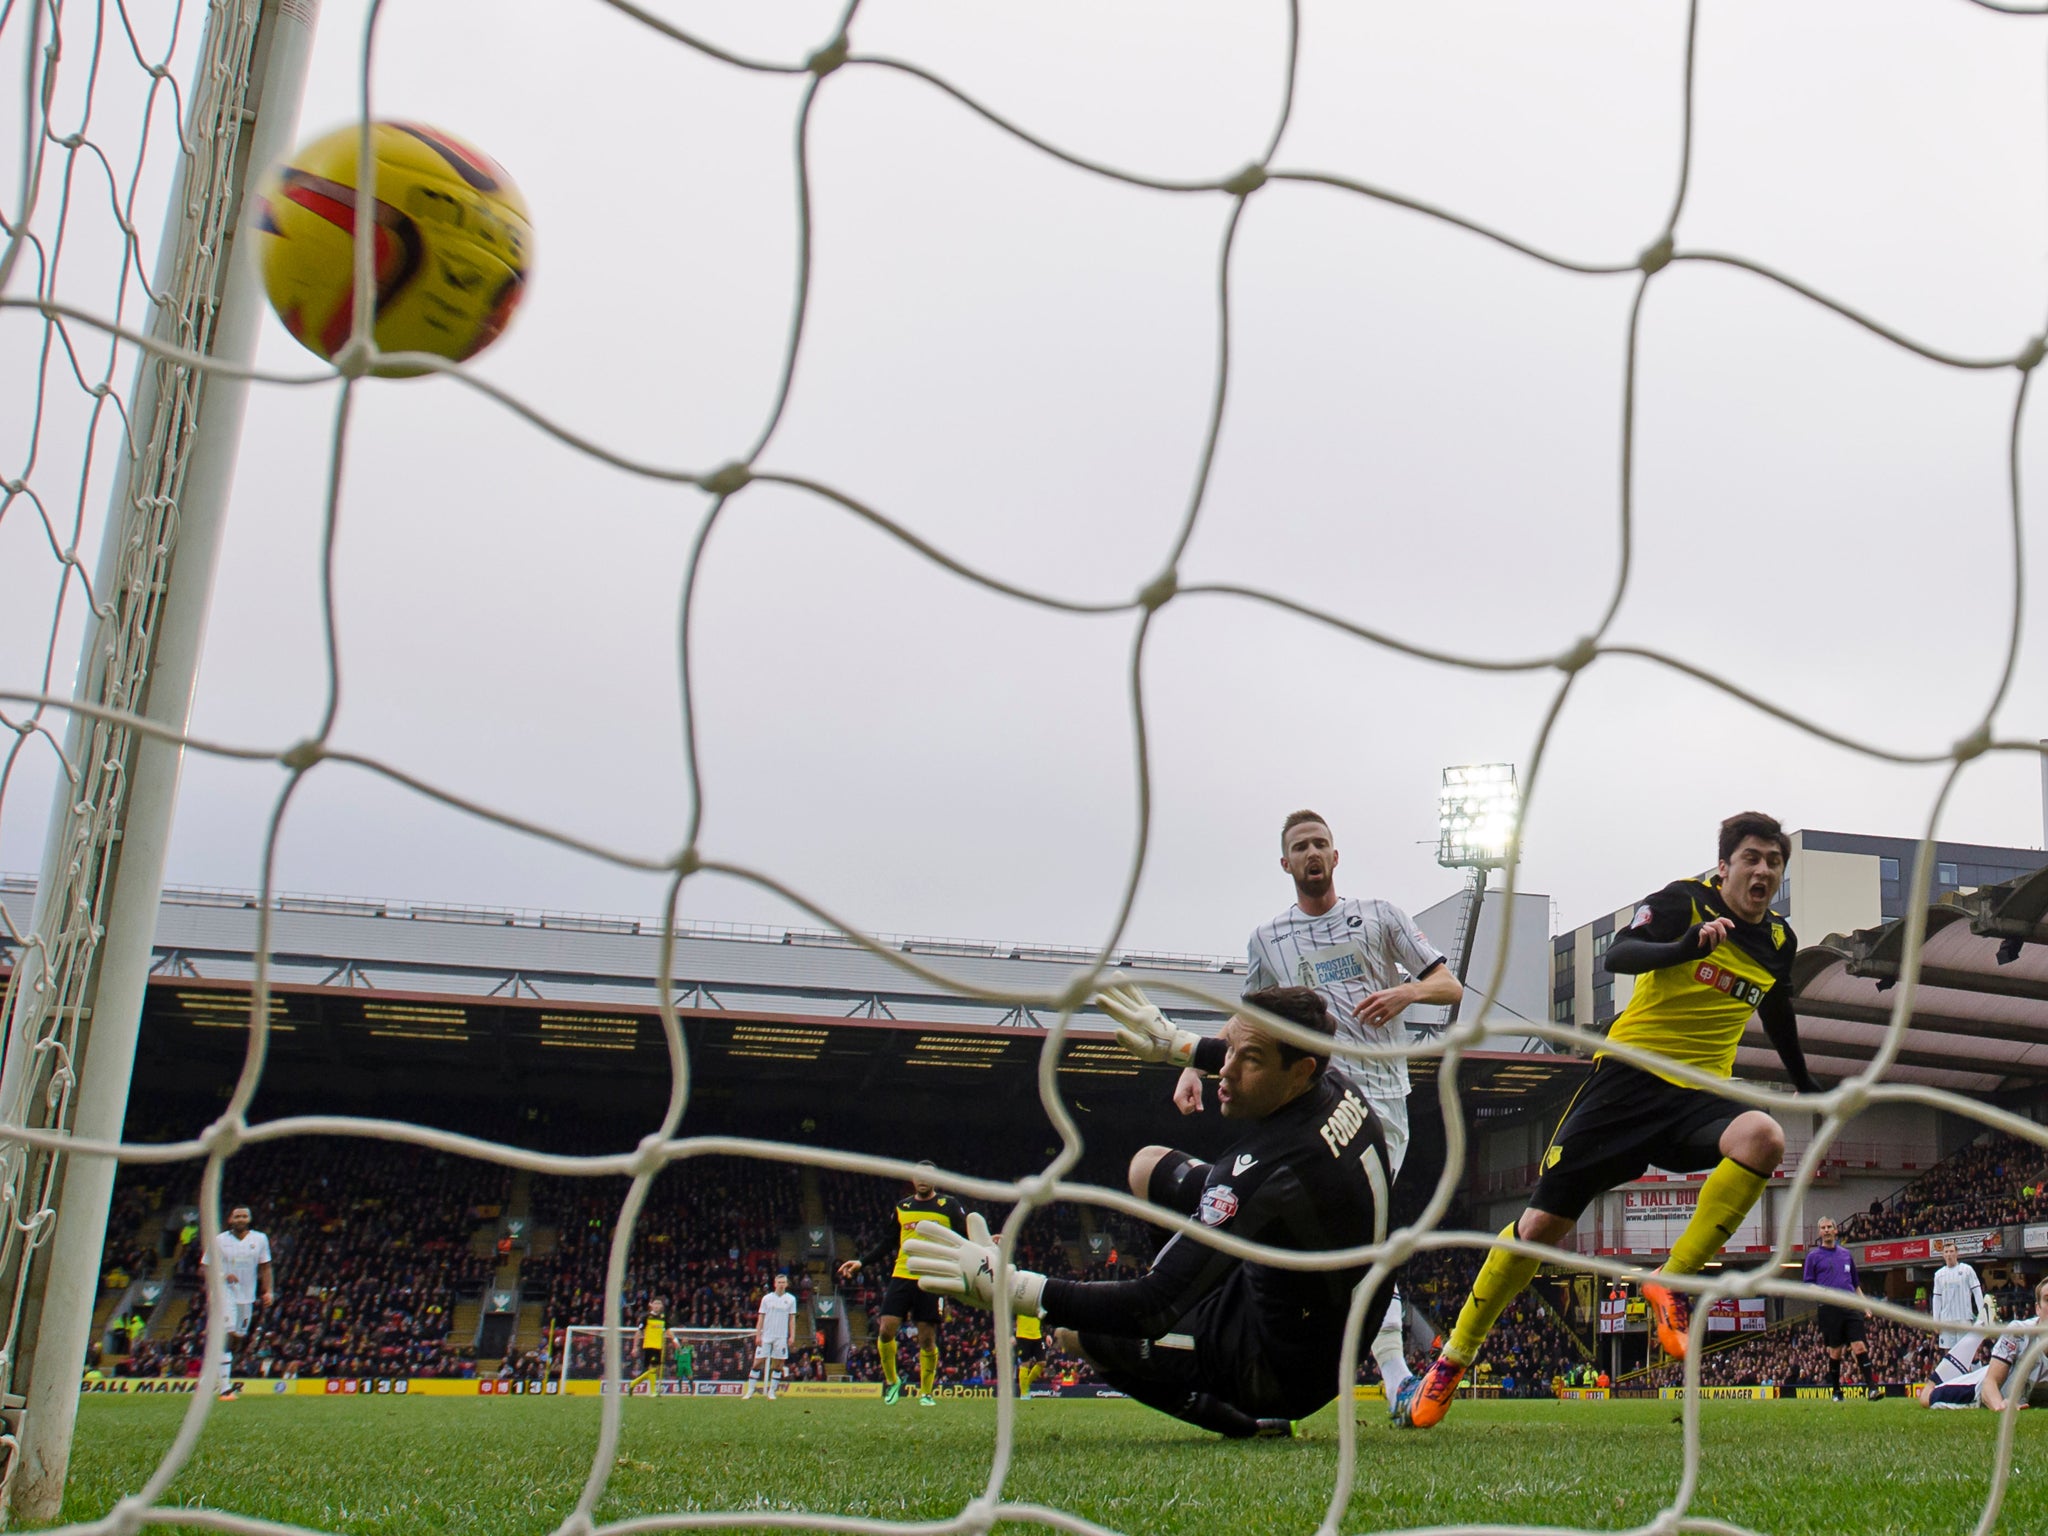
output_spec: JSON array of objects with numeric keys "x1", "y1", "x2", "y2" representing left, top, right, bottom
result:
[
  {"x1": 1398, "y1": 812, "x2": 1818, "y2": 1429},
  {"x1": 1015, "y1": 1311, "x2": 1046, "y2": 1397},
  {"x1": 838, "y1": 1161, "x2": 969, "y2": 1406},
  {"x1": 630, "y1": 1298, "x2": 665, "y2": 1390}
]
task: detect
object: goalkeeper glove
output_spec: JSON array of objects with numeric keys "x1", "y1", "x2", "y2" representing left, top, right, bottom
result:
[
  {"x1": 1095, "y1": 984, "x2": 1200, "y2": 1067},
  {"x1": 903, "y1": 1213, "x2": 1047, "y2": 1318},
  {"x1": 1979, "y1": 1294, "x2": 1999, "y2": 1329}
]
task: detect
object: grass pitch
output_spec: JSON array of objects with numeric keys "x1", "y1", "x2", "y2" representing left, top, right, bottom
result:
[{"x1": 53, "y1": 1394, "x2": 2048, "y2": 1536}]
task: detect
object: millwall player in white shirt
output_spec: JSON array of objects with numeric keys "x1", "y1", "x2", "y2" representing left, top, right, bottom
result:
[
  {"x1": 1919, "y1": 1275, "x2": 2048, "y2": 1410},
  {"x1": 1930, "y1": 1238, "x2": 1992, "y2": 1383},
  {"x1": 199, "y1": 1207, "x2": 273, "y2": 1400},
  {"x1": 747, "y1": 1273, "x2": 798, "y2": 1400},
  {"x1": 1173, "y1": 810, "x2": 1461, "y2": 1409}
]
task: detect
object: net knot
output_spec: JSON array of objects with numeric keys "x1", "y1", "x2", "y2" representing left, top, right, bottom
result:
[
  {"x1": 2018, "y1": 335, "x2": 2047, "y2": 371},
  {"x1": 1221, "y1": 163, "x2": 1267, "y2": 197},
  {"x1": 280, "y1": 738, "x2": 324, "y2": 772},
  {"x1": 958, "y1": 1495, "x2": 998, "y2": 1535},
  {"x1": 674, "y1": 845, "x2": 702, "y2": 876},
  {"x1": 1136, "y1": 568, "x2": 1178, "y2": 610},
  {"x1": 1015, "y1": 1172, "x2": 1053, "y2": 1206},
  {"x1": 1556, "y1": 634, "x2": 1598, "y2": 673},
  {"x1": 330, "y1": 336, "x2": 375, "y2": 379},
  {"x1": 203, "y1": 1112, "x2": 246, "y2": 1159},
  {"x1": 807, "y1": 37, "x2": 850, "y2": 77},
  {"x1": 1952, "y1": 725, "x2": 1991, "y2": 762},
  {"x1": 630, "y1": 1132, "x2": 670, "y2": 1180},
  {"x1": 702, "y1": 462, "x2": 753, "y2": 498},
  {"x1": 107, "y1": 1493, "x2": 151, "y2": 1536},
  {"x1": 1638, "y1": 236, "x2": 1674, "y2": 274}
]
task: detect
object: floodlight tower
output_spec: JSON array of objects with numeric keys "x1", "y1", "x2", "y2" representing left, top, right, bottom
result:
[{"x1": 1436, "y1": 764, "x2": 1520, "y2": 1025}]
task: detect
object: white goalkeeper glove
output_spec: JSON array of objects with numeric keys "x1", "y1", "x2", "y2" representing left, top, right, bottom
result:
[
  {"x1": 1095, "y1": 984, "x2": 1200, "y2": 1068},
  {"x1": 902, "y1": 1212, "x2": 1046, "y2": 1319},
  {"x1": 1979, "y1": 1294, "x2": 1999, "y2": 1329}
]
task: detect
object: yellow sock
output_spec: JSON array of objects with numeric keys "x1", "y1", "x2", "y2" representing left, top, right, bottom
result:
[
  {"x1": 879, "y1": 1339, "x2": 898, "y2": 1386},
  {"x1": 919, "y1": 1346, "x2": 937, "y2": 1396},
  {"x1": 1666, "y1": 1158, "x2": 1768, "y2": 1274},
  {"x1": 1019, "y1": 1361, "x2": 1041, "y2": 1394},
  {"x1": 1446, "y1": 1226, "x2": 1543, "y2": 1365}
]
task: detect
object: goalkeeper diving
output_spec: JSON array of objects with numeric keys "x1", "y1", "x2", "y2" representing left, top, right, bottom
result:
[{"x1": 904, "y1": 984, "x2": 1390, "y2": 1438}]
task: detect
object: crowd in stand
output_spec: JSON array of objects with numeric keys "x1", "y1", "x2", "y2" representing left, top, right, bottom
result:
[
  {"x1": 97, "y1": 1177, "x2": 164, "y2": 1295},
  {"x1": 829, "y1": 1172, "x2": 1104, "y2": 1386},
  {"x1": 1841, "y1": 1132, "x2": 2048, "y2": 1242},
  {"x1": 526, "y1": 1157, "x2": 804, "y2": 1334},
  {"x1": 1400, "y1": 1216, "x2": 1593, "y2": 1395},
  {"x1": 118, "y1": 1136, "x2": 504, "y2": 1380},
  {"x1": 114, "y1": 1107, "x2": 2048, "y2": 1393},
  {"x1": 1637, "y1": 1313, "x2": 1946, "y2": 1389}
]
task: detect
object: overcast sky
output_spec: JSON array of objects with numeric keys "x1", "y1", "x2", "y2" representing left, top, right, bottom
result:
[{"x1": 6, "y1": 0, "x2": 2048, "y2": 967}]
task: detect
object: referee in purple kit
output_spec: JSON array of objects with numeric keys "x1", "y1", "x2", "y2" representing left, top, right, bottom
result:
[{"x1": 1803, "y1": 1216, "x2": 1876, "y2": 1401}]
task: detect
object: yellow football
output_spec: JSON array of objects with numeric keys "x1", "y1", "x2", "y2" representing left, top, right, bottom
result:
[{"x1": 253, "y1": 121, "x2": 531, "y2": 369}]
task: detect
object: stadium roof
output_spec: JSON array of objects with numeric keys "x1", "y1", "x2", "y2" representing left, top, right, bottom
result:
[
  {"x1": 1767, "y1": 863, "x2": 2048, "y2": 1097},
  {"x1": 0, "y1": 875, "x2": 1570, "y2": 1105}
]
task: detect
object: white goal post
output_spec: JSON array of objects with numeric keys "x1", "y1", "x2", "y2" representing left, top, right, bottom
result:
[
  {"x1": 0, "y1": 0, "x2": 318, "y2": 1519},
  {"x1": 555, "y1": 1325, "x2": 756, "y2": 1393}
]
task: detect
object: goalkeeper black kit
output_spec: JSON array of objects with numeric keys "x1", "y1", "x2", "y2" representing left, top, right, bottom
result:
[{"x1": 1040, "y1": 1037, "x2": 1391, "y2": 1431}]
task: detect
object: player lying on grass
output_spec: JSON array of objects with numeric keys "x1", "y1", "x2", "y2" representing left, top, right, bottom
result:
[
  {"x1": 905, "y1": 985, "x2": 1390, "y2": 1439},
  {"x1": 1918, "y1": 1275, "x2": 2048, "y2": 1411},
  {"x1": 1398, "y1": 811, "x2": 1819, "y2": 1429},
  {"x1": 838, "y1": 1161, "x2": 969, "y2": 1406},
  {"x1": 1930, "y1": 1237, "x2": 1994, "y2": 1384}
]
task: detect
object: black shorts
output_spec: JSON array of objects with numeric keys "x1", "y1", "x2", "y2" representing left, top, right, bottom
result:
[
  {"x1": 1817, "y1": 1304, "x2": 1866, "y2": 1347},
  {"x1": 1016, "y1": 1336, "x2": 1045, "y2": 1362},
  {"x1": 879, "y1": 1276, "x2": 942, "y2": 1327},
  {"x1": 640, "y1": 1347, "x2": 661, "y2": 1372},
  {"x1": 1529, "y1": 1059, "x2": 1747, "y2": 1221},
  {"x1": 1078, "y1": 1280, "x2": 1332, "y2": 1423}
]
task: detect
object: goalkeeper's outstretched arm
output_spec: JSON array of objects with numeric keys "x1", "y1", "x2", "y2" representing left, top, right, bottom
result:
[{"x1": 904, "y1": 1163, "x2": 1295, "y2": 1339}]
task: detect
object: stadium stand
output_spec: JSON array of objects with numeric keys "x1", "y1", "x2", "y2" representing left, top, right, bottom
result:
[
  {"x1": 1840, "y1": 1130, "x2": 2048, "y2": 1242},
  {"x1": 120, "y1": 1133, "x2": 505, "y2": 1380},
  {"x1": 1636, "y1": 1314, "x2": 1942, "y2": 1390},
  {"x1": 1402, "y1": 1237, "x2": 1592, "y2": 1396},
  {"x1": 526, "y1": 1157, "x2": 804, "y2": 1333}
]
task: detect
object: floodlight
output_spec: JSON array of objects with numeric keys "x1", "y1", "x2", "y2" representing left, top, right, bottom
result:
[{"x1": 1437, "y1": 762, "x2": 1519, "y2": 870}]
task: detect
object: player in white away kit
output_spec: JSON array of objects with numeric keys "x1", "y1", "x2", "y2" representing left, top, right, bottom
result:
[
  {"x1": 1930, "y1": 1238, "x2": 1991, "y2": 1383},
  {"x1": 1918, "y1": 1275, "x2": 2048, "y2": 1410},
  {"x1": 198, "y1": 1206, "x2": 273, "y2": 1400},
  {"x1": 1173, "y1": 811, "x2": 1462, "y2": 1407},
  {"x1": 747, "y1": 1272, "x2": 798, "y2": 1399}
]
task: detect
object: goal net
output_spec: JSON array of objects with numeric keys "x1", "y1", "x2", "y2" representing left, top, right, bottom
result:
[
  {"x1": 4, "y1": 1, "x2": 2048, "y2": 1534},
  {"x1": 556, "y1": 1325, "x2": 757, "y2": 1395}
]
